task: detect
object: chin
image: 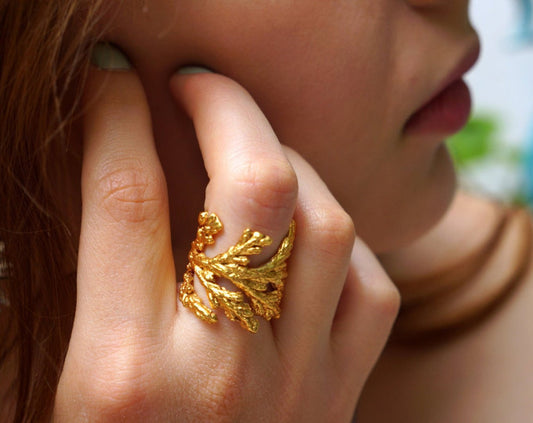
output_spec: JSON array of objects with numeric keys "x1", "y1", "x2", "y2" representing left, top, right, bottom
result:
[{"x1": 354, "y1": 144, "x2": 457, "y2": 254}]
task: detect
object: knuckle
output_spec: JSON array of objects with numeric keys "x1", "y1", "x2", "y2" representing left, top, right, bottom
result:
[
  {"x1": 79, "y1": 350, "x2": 151, "y2": 417},
  {"x1": 84, "y1": 378, "x2": 141, "y2": 417},
  {"x1": 364, "y1": 277, "x2": 401, "y2": 321},
  {"x1": 309, "y1": 207, "x2": 356, "y2": 256},
  {"x1": 93, "y1": 160, "x2": 167, "y2": 225},
  {"x1": 196, "y1": 366, "x2": 245, "y2": 422},
  {"x1": 230, "y1": 159, "x2": 298, "y2": 219}
]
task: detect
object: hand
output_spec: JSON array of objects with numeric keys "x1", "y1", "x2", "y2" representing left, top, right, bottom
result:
[{"x1": 54, "y1": 67, "x2": 400, "y2": 422}]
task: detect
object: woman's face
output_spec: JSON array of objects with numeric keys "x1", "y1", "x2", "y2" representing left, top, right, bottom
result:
[{"x1": 98, "y1": 0, "x2": 479, "y2": 253}]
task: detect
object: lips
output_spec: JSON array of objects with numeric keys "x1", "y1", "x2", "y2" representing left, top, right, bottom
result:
[
  {"x1": 404, "y1": 42, "x2": 481, "y2": 137},
  {"x1": 404, "y1": 78, "x2": 472, "y2": 136}
]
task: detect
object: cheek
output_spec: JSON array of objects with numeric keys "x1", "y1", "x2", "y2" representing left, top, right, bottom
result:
[
  {"x1": 105, "y1": 0, "x2": 447, "y2": 251},
  {"x1": 219, "y1": 30, "x2": 398, "y2": 188},
  {"x1": 257, "y1": 63, "x2": 399, "y2": 202}
]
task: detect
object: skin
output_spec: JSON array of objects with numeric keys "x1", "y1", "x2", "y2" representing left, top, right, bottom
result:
[
  {"x1": 55, "y1": 65, "x2": 400, "y2": 422},
  {"x1": 53, "y1": 0, "x2": 481, "y2": 421},
  {"x1": 359, "y1": 191, "x2": 533, "y2": 422},
  {"x1": 90, "y1": 0, "x2": 479, "y2": 256}
]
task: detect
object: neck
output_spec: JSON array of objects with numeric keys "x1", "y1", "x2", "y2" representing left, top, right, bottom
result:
[{"x1": 379, "y1": 191, "x2": 533, "y2": 339}]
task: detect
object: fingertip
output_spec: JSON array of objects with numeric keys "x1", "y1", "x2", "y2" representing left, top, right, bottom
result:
[
  {"x1": 84, "y1": 41, "x2": 136, "y2": 111},
  {"x1": 84, "y1": 67, "x2": 147, "y2": 118},
  {"x1": 176, "y1": 66, "x2": 214, "y2": 76},
  {"x1": 169, "y1": 66, "x2": 213, "y2": 94},
  {"x1": 168, "y1": 70, "x2": 224, "y2": 120},
  {"x1": 82, "y1": 67, "x2": 153, "y2": 161},
  {"x1": 91, "y1": 42, "x2": 132, "y2": 71},
  {"x1": 169, "y1": 68, "x2": 250, "y2": 119}
]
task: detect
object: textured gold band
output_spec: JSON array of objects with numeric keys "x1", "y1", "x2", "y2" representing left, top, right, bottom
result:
[{"x1": 179, "y1": 212, "x2": 296, "y2": 333}]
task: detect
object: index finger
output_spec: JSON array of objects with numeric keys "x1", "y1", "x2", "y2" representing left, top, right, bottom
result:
[{"x1": 76, "y1": 66, "x2": 176, "y2": 333}]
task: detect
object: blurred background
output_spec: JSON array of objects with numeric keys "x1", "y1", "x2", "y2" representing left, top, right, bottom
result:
[{"x1": 449, "y1": 0, "x2": 533, "y2": 204}]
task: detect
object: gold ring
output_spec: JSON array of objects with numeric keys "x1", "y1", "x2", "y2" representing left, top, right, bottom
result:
[{"x1": 179, "y1": 212, "x2": 295, "y2": 333}]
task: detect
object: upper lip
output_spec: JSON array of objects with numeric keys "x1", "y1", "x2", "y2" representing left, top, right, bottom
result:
[
  {"x1": 432, "y1": 39, "x2": 481, "y2": 100},
  {"x1": 404, "y1": 37, "x2": 481, "y2": 133}
]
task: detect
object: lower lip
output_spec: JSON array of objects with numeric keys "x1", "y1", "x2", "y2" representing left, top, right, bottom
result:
[{"x1": 404, "y1": 79, "x2": 472, "y2": 136}]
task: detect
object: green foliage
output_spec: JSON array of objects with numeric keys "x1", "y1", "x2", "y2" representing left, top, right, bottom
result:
[
  {"x1": 446, "y1": 114, "x2": 498, "y2": 167},
  {"x1": 446, "y1": 113, "x2": 528, "y2": 205}
]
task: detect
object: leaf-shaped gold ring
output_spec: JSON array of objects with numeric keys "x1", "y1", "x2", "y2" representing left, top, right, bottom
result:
[{"x1": 179, "y1": 212, "x2": 296, "y2": 333}]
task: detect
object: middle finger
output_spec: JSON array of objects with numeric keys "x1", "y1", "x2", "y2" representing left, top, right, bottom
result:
[{"x1": 170, "y1": 70, "x2": 298, "y2": 337}]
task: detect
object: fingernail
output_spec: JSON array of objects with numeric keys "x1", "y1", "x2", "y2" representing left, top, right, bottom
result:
[
  {"x1": 91, "y1": 42, "x2": 132, "y2": 71},
  {"x1": 177, "y1": 66, "x2": 214, "y2": 75}
]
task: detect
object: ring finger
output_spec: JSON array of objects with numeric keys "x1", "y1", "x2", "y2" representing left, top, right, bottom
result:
[{"x1": 274, "y1": 148, "x2": 356, "y2": 350}]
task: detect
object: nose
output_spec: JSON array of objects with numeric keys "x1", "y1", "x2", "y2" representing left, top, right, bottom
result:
[
  {"x1": 406, "y1": 0, "x2": 467, "y2": 7},
  {"x1": 406, "y1": 0, "x2": 445, "y2": 6},
  {"x1": 405, "y1": 0, "x2": 471, "y2": 25}
]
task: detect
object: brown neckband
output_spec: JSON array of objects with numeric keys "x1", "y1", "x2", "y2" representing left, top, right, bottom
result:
[{"x1": 393, "y1": 207, "x2": 533, "y2": 341}]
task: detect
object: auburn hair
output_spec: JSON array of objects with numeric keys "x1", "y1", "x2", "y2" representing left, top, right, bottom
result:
[{"x1": 0, "y1": 1, "x2": 105, "y2": 421}]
